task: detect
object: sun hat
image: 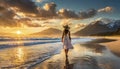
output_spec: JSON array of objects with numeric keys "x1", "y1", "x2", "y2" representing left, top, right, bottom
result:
[{"x1": 63, "y1": 25, "x2": 70, "y2": 30}]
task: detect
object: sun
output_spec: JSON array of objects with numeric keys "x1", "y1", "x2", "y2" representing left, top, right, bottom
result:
[{"x1": 16, "y1": 30, "x2": 22, "y2": 35}]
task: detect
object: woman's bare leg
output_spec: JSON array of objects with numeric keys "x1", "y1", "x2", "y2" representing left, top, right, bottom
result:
[{"x1": 65, "y1": 49, "x2": 69, "y2": 57}]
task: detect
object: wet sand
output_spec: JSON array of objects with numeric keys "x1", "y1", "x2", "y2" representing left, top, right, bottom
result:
[
  {"x1": 0, "y1": 38, "x2": 94, "y2": 68},
  {"x1": 101, "y1": 37, "x2": 120, "y2": 57},
  {"x1": 86, "y1": 37, "x2": 120, "y2": 57},
  {"x1": 31, "y1": 38, "x2": 120, "y2": 69}
]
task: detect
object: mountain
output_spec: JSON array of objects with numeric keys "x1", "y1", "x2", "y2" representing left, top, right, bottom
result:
[
  {"x1": 31, "y1": 28, "x2": 62, "y2": 37},
  {"x1": 74, "y1": 19, "x2": 120, "y2": 36}
]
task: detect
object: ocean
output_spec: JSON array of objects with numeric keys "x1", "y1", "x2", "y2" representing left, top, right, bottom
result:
[{"x1": 0, "y1": 37, "x2": 93, "y2": 68}]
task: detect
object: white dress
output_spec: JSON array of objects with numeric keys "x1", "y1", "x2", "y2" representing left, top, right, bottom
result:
[{"x1": 63, "y1": 34, "x2": 73, "y2": 49}]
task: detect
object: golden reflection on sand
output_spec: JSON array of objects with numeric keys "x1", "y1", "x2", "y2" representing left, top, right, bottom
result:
[
  {"x1": 13, "y1": 40, "x2": 27, "y2": 65},
  {"x1": 13, "y1": 46, "x2": 26, "y2": 65},
  {"x1": 16, "y1": 47, "x2": 25, "y2": 62}
]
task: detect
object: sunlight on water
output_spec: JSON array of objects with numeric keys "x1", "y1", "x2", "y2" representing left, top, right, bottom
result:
[
  {"x1": 9, "y1": 40, "x2": 27, "y2": 66},
  {"x1": 15, "y1": 47, "x2": 25, "y2": 64},
  {"x1": 1, "y1": 38, "x2": 120, "y2": 69}
]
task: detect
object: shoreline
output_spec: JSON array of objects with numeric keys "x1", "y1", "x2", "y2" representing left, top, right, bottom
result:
[
  {"x1": 100, "y1": 37, "x2": 120, "y2": 57},
  {"x1": 31, "y1": 37, "x2": 120, "y2": 69},
  {"x1": 87, "y1": 37, "x2": 120, "y2": 57}
]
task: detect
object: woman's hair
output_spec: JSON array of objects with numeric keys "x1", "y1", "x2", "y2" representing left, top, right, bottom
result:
[
  {"x1": 64, "y1": 29, "x2": 69, "y2": 35},
  {"x1": 63, "y1": 25, "x2": 70, "y2": 35},
  {"x1": 62, "y1": 25, "x2": 71, "y2": 40}
]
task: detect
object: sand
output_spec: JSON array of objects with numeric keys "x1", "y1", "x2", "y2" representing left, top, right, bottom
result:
[
  {"x1": 101, "y1": 37, "x2": 120, "y2": 57},
  {"x1": 31, "y1": 37, "x2": 120, "y2": 69},
  {"x1": 87, "y1": 36, "x2": 120, "y2": 57}
]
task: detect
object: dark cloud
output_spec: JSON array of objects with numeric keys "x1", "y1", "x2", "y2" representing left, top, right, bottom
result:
[
  {"x1": 58, "y1": 8, "x2": 79, "y2": 19},
  {"x1": 0, "y1": 1, "x2": 114, "y2": 27},
  {"x1": 0, "y1": 17, "x2": 16, "y2": 27},
  {"x1": 37, "y1": 2, "x2": 57, "y2": 18},
  {"x1": 57, "y1": 9, "x2": 98, "y2": 19},
  {"x1": 0, "y1": 1, "x2": 111, "y2": 19},
  {"x1": 0, "y1": 6, "x2": 18, "y2": 27},
  {"x1": 79, "y1": 9, "x2": 97, "y2": 19},
  {"x1": 0, "y1": 0, "x2": 38, "y2": 13},
  {"x1": 0, "y1": 0, "x2": 41, "y2": 27},
  {"x1": 0, "y1": 6, "x2": 5, "y2": 11},
  {"x1": 17, "y1": 18, "x2": 41, "y2": 27},
  {"x1": 2, "y1": 9, "x2": 16, "y2": 19},
  {"x1": 43, "y1": 2, "x2": 56, "y2": 15}
]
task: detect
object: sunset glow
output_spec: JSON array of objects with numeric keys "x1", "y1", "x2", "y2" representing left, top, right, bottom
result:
[
  {"x1": 0, "y1": 0, "x2": 120, "y2": 68},
  {"x1": 16, "y1": 30, "x2": 22, "y2": 35}
]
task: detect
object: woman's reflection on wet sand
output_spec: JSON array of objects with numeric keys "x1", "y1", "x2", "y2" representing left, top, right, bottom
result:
[
  {"x1": 64, "y1": 43, "x2": 105, "y2": 69},
  {"x1": 64, "y1": 55, "x2": 74, "y2": 69}
]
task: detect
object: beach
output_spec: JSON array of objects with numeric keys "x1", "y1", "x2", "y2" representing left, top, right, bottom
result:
[
  {"x1": 0, "y1": 37, "x2": 120, "y2": 69},
  {"x1": 101, "y1": 37, "x2": 120, "y2": 57},
  {"x1": 31, "y1": 37, "x2": 120, "y2": 69},
  {"x1": 0, "y1": 0, "x2": 119, "y2": 69}
]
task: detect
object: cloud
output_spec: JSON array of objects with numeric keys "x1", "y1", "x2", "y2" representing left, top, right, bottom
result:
[
  {"x1": 0, "y1": 6, "x2": 5, "y2": 11},
  {"x1": 79, "y1": 9, "x2": 97, "y2": 19},
  {"x1": 43, "y1": 2, "x2": 56, "y2": 15},
  {"x1": 35, "y1": 0, "x2": 43, "y2": 2},
  {"x1": 75, "y1": 23, "x2": 87, "y2": 28},
  {"x1": 98, "y1": 6, "x2": 113, "y2": 12},
  {"x1": 17, "y1": 18, "x2": 42, "y2": 27},
  {"x1": 58, "y1": 8, "x2": 79, "y2": 19},
  {"x1": 0, "y1": 0, "x2": 38, "y2": 13},
  {"x1": 0, "y1": 1, "x2": 112, "y2": 19},
  {"x1": 0, "y1": 18, "x2": 17, "y2": 27},
  {"x1": 25, "y1": 23, "x2": 42, "y2": 27},
  {"x1": 34, "y1": 0, "x2": 48, "y2": 3},
  {"x1": 60, "y1": 19, "x2": 73, "y2": 26},
  {"x1": 37, "y1": 2, "x2": 57, "y2": 18},
  {"x1": 2, "y1": 9, "x2": 16, "y2": 19},
  {"x1": 57, "y1": 9, "x2": 98, "y2": 19},
  {"x1": 44, "y1": 21, "x2": 54, "y2": 24},
  {"x1": 0, "y1": 7, "x2": 18, "y2": 27},
  {"x1": 0, "y1": 1, "x2": 114, "y2": 27},
  {"x1": 0, "y1": 0, "x2": 41, "y2": 27}
]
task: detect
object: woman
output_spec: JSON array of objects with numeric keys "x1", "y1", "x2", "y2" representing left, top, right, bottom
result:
[{"x1": 62, "y1": 25, "x2": 73, "y2": 57}]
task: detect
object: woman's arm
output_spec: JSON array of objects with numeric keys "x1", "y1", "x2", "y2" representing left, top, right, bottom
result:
[
  {"x1": 62, "y1": 31, "x2": 64, "y2": 42},
  {"x1": 69, "y1": 31, "x2": 71, "y2": 41}
]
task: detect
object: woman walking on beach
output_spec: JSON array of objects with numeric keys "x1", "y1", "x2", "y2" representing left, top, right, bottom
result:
[{"x1": 62, "y1": 25, "x2": 73, "y2": 57}]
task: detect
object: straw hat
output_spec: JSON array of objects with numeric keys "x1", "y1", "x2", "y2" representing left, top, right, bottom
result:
[{"x1": 63, "y1": 25, "x2": 70, "y2": 30}]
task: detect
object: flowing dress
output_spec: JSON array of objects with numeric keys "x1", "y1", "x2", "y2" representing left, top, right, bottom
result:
[{"x1": 63, "y1": 34, "x2": 73, "y2": 49}]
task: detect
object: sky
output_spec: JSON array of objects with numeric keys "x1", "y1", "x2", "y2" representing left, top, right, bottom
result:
[
  {"x1": 37, "y1": 0, "x2": 120, "y2": 19},
  {"x1": 0, "y1": 0, "x2": 120, "y2": 35}
]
